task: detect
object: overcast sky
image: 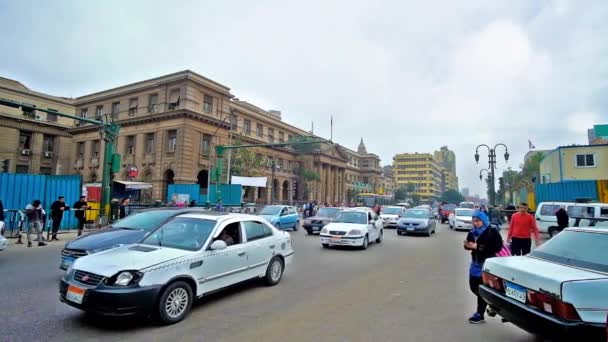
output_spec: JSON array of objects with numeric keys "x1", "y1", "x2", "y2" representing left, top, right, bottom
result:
[{"x1": 1, "y1": 0, "x2": 606, "y2": 196}]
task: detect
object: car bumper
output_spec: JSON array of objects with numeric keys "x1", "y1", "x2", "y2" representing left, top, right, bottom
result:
[
  {"x1": 303, "y1": 224, "x2": 325, "y2": 233},
  {"x1": 320, "y1": 235, "x2": 364, "y2": 246},
  {"x1": 480, "y1": 286, "x2": 606, "y2": 340},
  {"x1": 453, "y1": 222, "x2": 473, "y2": 230},
  {"x1": 382, "y1": 221, "x2": 398, "y2": 227},
  {"x1": 397, "y1": 226, "x2": 430, "y2": 234},
  {"x1": 59, "y1": 278, "x2": 161, "y2": 317}
]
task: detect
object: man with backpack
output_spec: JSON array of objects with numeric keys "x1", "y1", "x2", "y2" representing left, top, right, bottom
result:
[{"x1": 464, "y1": 210, "x2": 503, "y2": 324}]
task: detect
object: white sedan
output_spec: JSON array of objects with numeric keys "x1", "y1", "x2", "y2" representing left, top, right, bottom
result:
[
  {"x1": 59, "y1": 213, "x2": 294, "y2": 325},
  {"x1": 320, "y1": 209, "x2": 383, "y2": 249},
  {"x1": 480, "y1": 228, "x2": 608, "y2": 341},
  {"x1": 448, "y1": 208, "x2": 475, "y2": 230}
]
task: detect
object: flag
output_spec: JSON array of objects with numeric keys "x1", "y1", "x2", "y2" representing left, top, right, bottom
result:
[{"x1": 528, "y1": 140, "x2": 536, "y2": 150}]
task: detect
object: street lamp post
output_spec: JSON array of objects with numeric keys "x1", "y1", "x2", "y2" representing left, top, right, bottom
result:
[{"x1": 474, "y1": 143, "x2": 509, "y2": 206}]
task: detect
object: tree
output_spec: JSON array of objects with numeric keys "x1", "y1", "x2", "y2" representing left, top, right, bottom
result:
[
  {"x1": 229, "y1": 142, "x2": 265, "y2": 177},
  {"x1": 410, "y1": 194, "x2": 421, "y2": 206},
  {"x1": 439, "y1": 189, "x2": 465, "y2": 204},
  {"x1": 394, "y1": 183, "x2": 416, "y2": 201}
]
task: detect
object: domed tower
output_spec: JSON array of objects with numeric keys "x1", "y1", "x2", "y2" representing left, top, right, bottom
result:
[{"x1": 357, "y1": 138, "x2": 367, "y2": 154}]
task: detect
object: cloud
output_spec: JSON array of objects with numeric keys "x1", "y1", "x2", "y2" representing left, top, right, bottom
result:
[{"x1": 1, "y1": 0, "x2": 607, "y2": 196}]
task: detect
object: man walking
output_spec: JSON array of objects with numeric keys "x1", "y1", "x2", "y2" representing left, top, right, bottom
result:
[
  {"x1": 73, "y1": 196, "x2": 88, "y2": 237},
  {"x1": 555, "y1": 206, "x2": 569, "y2": 234},
  {"x1": 50, "y1": 196, "x2": 69, "y2": 241},
  {"x1": 25, "y1": 200, "x2": 46, "y2": 247},
  {"x1": 507, "y1": 203, "x2": 541, "y2": 255}
]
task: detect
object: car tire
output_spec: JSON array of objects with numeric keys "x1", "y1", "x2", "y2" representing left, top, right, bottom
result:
[
  {"x1": 322, "y1": 243, "x2": 330, "y2": 248},
  {"x1": 361, "y1": 235, "x2": 369, "y2": 250},
  {"x1": 275, "y1": 223, "x2": 281, "y2": 230},
  {"x1": 376, "y1": 230, "x2": 383, "y2": 243},
  {"x1": 265, "y1": 257, "x2": 284, "y2": 286},
  {"x1": 157, "y1": 281, "x2": 193, "y2": 325},
  {"x1": 294, "y1": 221, "x2": 299, "y2": 231}
]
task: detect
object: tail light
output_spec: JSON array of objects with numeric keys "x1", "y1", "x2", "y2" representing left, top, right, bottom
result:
[
  {"x1": 482, "y1": 272, "x2": 504, "y2": 291},
  {"x1": 527, "y1": 290, "x2": 581, "y2": 321}
]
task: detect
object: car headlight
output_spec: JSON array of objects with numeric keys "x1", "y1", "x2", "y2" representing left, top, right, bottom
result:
[
  {"x1": 349, "y1": 229, "x2": 362, "y2": 235},
  {"x1": 321, "y1": 228, "x2": 328, "y2": 234},
  {"x1": 107, "y1": 270, "x2": 142, "y2": 286}
]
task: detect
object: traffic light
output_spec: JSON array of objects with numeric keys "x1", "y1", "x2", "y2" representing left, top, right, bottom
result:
[{"x1": 2, "y1": 159, "x2": 9, "y2": 173}]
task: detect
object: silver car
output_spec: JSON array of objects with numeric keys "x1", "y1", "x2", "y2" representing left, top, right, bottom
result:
[{"x1": 396, "y1": 208, "x2": 437, "y2": 237}]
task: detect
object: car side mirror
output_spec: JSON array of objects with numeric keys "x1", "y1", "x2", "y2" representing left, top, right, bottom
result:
[{"x1": 210, "y1": 240, "x2": 227, "y2": 250}]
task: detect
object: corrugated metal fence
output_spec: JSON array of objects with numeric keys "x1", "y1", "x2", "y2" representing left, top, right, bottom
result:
[
  {"x1": 0, "y1": 173, "x2": 81, "y2": 230},
  {"x1": 535, "y1": 180, "x2": 599, "y2": 204},
  {"x1": 167, "y1": 184, "x2": 243, "y2": 206}
]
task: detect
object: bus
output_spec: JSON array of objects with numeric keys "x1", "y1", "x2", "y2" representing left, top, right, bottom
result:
[{"x1": 356, "y1": 193, "x2": 393, "y2": 207}]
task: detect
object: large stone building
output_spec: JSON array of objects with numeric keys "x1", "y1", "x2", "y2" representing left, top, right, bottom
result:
[
  {"x1": 0, "y1": 70, "x2": 390, "y2": 204},
  {"x1": 433, "y1": 146, "x2": 459, "y2": 193}
]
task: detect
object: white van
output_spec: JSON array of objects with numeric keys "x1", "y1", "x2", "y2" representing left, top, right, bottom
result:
[{"x1": 535, "y1": 201, "x2": 608, "y2": 236}]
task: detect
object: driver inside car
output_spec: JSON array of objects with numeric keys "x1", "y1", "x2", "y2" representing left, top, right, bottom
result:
[{"x1": 219, "y1": 229, "x2": 235, "y2": 246}]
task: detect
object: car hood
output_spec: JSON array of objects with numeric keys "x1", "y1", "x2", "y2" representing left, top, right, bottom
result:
[
  {"x1": 72, "y1": 244, "x2": 194, "y2": 277},
  {"x1": 65, "y1": 228, "x2": 148, "y2": 251},
  {"x1": 398, "y1": 218, "x2": 429, "y2": 225},
  {"x1": 323, "y1": 222, "x2": 367, "y2": 232},
  {"x1": 258, "y1": 214, "x2": 279, "y2": 222},
  {"x1": 483, "y1": 256, "x2": 607, "y2": 298}
]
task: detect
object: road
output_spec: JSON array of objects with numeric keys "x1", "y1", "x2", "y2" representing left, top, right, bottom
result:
[{"x1": 0, "y1": 223, "x2": 536, "y2": 342}]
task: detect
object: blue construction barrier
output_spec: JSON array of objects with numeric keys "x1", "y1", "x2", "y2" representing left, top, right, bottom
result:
[
  {"x1": 535, "y1": 180, "x2": 599, "y2": 204},
  {"x1": 167, "y1": 184, "x2": 243, "y2": 206}
]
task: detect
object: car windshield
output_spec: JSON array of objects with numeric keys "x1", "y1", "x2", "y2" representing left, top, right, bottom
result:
[
  {"x1": 333, "y1": 212, "x2": 367, "y2": 224},
  {"x1": 455, "y1": 209, "x2": 474, "y2": 217},
  {"x1": 142, "y1": 217, "x2": 216, "y2": 251},
  {"x1": 530, "y1": 230, "x2": 608, "y2": 273},
  {"x1": 112, "y1": 210, "x2": 180, "y2": 231},
  {"x1": 317, "y1": 208, "x2": 340, "y2": 217},
  {"x1": 442, "y1": 204, "x2": 457, "y2": 211},
  {"x1": 404, "y1": 210, "x2": 428, "y2": 218},
  {"x1": 260, "y1": 206, "x2": 282, "y2": 215},
  {"x1": 382, "y1": 207, "x2": 402, "y2": 215},
  {"x1": 459, "y1": 203, "x2": 475, "y2": 209}
]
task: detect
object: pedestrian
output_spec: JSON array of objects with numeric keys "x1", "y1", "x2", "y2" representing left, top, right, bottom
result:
[
  {"x1": 0, "y1": 199, "x2": 4, "y2": 223},
  {"x1": 555, "y1": 206, "x2": 569, "y2": 232},
  {"x1": 73, "y1": 196, "x2": 89, "y2": 237},
  {"x1": 507, "y1": 203, "x2": 541, "y2": 256},
  {"x1": 25, "y1": 200, "x2": 46, "y2": 247},
  {"x1": 464, "y1": 210, "x2": 503, "y2": 324},
  {"x1": 50, "y1": 196, "x2": 69, "y2": 241},
  {"x1": 373, "y1": 203, "x2": 381, "y2": 216},
  {"x1": 119, "y1": 198, "x2": 130, "y2": 219}
]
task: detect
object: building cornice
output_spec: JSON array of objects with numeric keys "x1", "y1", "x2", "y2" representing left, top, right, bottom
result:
[{"x1": 0, "y1": 113, "x2": 72, "y2": 137}]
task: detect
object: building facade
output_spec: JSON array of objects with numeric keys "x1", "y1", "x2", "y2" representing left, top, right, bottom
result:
[
  {"x1": 392, "y1": 152, "x2": 443, "y2": 202},
  {"x1": 540, "y1": 144, "x2": 608, "y2": 183},
  {"x1": 433, "y1": 146, "x2": 458, "y2": 193},
  {"x1": 0, "y1": 71, "x2": 391, "y2": 204}
]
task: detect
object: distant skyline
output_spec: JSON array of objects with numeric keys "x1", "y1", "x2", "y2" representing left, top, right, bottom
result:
[{"x1": 1, "y1": 0, "x2": 606, "y2": 195}]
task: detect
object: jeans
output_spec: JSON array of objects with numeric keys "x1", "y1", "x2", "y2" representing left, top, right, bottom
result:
[
  {"x1": 27, "y1": 221, "x2": 43, "y2": 244},
  {"x1": 510, "y1": 237, "x2": 532, "y2": 256},
  {"x1": 52, "y1": 217, "x2": 62, "y2": 238},
  {"x1": 469, "y1": 276, "x2": 487, "y2": 316},
  {"x1": 76, "y1": 217, "x2": 86, "y2": 236}
]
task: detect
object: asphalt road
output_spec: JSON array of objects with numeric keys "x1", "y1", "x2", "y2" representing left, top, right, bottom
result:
[{"x1": 0, "y1": 223, "x2": 536, "y2": 342}]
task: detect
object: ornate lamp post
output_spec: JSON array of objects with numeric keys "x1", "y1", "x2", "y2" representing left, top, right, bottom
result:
[{"x1": 475, "y1": 144, "x2": 509, "y2": 206}]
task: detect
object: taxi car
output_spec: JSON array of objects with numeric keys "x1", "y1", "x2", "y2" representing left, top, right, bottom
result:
[
  {"x1": 320, "y1": 208, "x2": 383, "y2": 249},
  {"x1": 59, "y1": 213, "x2": 294, "y2": 325}
]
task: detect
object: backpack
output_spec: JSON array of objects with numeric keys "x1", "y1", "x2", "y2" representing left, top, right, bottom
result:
[{"x1": 496, "y1": 242, "x2": 511, "y2": 257}]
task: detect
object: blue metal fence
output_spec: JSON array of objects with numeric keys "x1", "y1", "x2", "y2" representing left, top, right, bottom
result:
[
  {"x1": 535, "y1": 180, "x2": 599, "y2": 204},
  {"x1": 167, "y1": 184, "x2": 243, "y2": 206}
]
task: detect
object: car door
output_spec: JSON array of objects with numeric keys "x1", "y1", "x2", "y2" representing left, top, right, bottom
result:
[
  {"x1": 278, "y1": 207, "x2": 289, "y2": 227},
  {"x1": 195, "y1": 221, "x2": 248, "y2": 294},
  {"x1": 242, "y1": 220, "x2": 275, "y2": 278},
  {"x1": 536, "y1": 203, "x2": 558, "y2": 231},
  {"x1": 287, "y1": 207, "x2": 298, "y2": 227}
]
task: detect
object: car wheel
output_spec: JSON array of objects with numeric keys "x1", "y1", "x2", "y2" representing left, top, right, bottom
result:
[
  {"x1": 265, "y1": 257, "x2": 284, "y2": 286},
  {"x1": 157, "y1": 281, "x2": 193, "y2": 325},
  {"x1": 322, "y1": 243, "x2": 330, "y2": 248},
  {"x1": 275, "y1": 222, "x2": 281, "y2": 230},
  {"x1": 376, "y1": 230, "x2": 383, "y2": 243},
  {"x1": 361, "y1": 235, "x2": 369, "y2": 250},
  {"x1": 294, "y1": 221, "x2": 299, "y2": 231}
]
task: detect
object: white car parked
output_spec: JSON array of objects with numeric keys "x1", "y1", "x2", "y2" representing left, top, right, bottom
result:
[
  {"x1": 379, "y1": 206, "x2": 406, "y2": 228},
  {"x1": 59, "y1": 213, "x2": 294, "y2": 325},
  {"x1": 448, "y1": 208, "x2": 475, "y2": 230},
  {"x1": 480, "y1": 228, "x2": 608, "y2": 341},
  {"x1": 320, "y1": 209, "x2": 383, "y2": 249}
]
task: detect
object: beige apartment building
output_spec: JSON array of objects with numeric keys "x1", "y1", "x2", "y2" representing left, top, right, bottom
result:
[{"x1": 0, "y1": 70, "x2": 390, "y2": 204}]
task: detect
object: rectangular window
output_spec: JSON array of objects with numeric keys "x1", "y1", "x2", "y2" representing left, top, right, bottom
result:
[
  {"x1": 47, "y1": 109, "x2": 58, "y2": 122},
  {"x1": 268, "y1": 128, "x2": 274, "y2": 143},
  {"x1": 19, "y1": 131, "x2": 32, "y2": 150},
  {"x1": 168, "y1": 89, "x2": 180, "y2": 110},
  {"x1": 111, "y1": 102, "x2": 120, "y2": 117},
  {"x1": 288, "y1": 134, "x2": 293, "y2": 142},
  {"x1": 40, "y1": 167, "x2": 52, "y2": 175},
  {"x1": 257, "y1": 124, "x2": 263, "y2": 138},
  {"x1": 128, "y1": 98, "x2": 138, "y2": 116},
  {"x1": 77, "y1": 142, "x2": 85, "y2": 158},
  {"x1": 203, "y1": 95, "x2": 213, "y2": 113},
  {"x1": 148, "y1": 93, "x2": 159, "y2": 113},
  {"x1": 95, "y1": 105, "x2": 104, "y2": 119},
  {"x1": 80, "y1": 108, "x2": 88, "y2": 119},
  {"x1": 126, "y1": 136, "x2": 135, "y2": 155},
  {"x1": 16, "y1": 165, "x2": 29, "y2": 174},
  {"x1": 201, "y1": 134, "x2": 212, "y2": 156},
  {"x1": 145, "y1": 133, "x2": 155, "y2": 154},
  {"x1": 167, "y1": 130, "x2": 177, "y2": 153},
  {"x1": 92, "y1": 140, "x2": 100, "y2": 157},
  {"x1": 279, "y1": 132, "x2": 285, "y2": 143},
  {"x1": 42, "y1": 135, "x2": 54, "y2": 152},
  {"x1": 575, "y1": 154, "x2": 595, "y2": 167},
  {"x1": 243, "y1": 119, "x2": 251, "y2": 135}
]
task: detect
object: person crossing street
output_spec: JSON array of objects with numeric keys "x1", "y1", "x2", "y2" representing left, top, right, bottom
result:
[
  {"x1": 73, "y1": 196, "x2": 89, "y2": 237},
  {"x1": 506, "y1": 203, "x2": 541, "y2": 255},
  {"x1": 50, "y1": 196, "x2": 69, "y2": 241}
]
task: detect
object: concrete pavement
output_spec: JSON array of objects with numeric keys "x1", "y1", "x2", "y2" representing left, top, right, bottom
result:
[{"x1": 0, "y1": 223, "x2": 536, "y2": 342}]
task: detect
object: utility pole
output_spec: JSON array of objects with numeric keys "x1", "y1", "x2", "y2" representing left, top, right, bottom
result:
[
  {"x1": 475, "y1": 144, "x2": 509, "y2": 206},
  {"x1": 271, "y1": 158, "x2": 276, "y2": 204}
]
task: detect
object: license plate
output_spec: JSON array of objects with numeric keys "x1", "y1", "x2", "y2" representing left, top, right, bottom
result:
[
  {"x1": 407, "y1": 227, "x2": 415, "y2": 231},
  {"x1": 331, "y1": 236, "x2": 342, "y2": 239},
  {"x1": 505, "y1": 282, "x2": 527, "y2": 303},
  {"x1": 66, "y1": 285, "x2": 85, "y2": 304}
]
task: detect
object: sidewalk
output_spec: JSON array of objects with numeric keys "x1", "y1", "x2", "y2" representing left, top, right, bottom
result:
[{"x1": 4, "y1": 229, "x2": 83, "y2": 250}]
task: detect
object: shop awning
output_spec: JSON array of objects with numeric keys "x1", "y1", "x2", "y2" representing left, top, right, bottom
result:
[
  {"x1": 231, "y1": 176, "x2": 268, "y2": 187},
  {"x1": 114, "y1": 180, "x2": 153, "y2": 190}
]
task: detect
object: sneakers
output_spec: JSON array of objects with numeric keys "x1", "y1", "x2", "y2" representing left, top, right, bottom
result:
[
  {"x1": 468, "y1": 313, "x2": 485, "y2": 324},
  {"x1": 38, "y1": 241, "x2": 47, "y2": 247}
]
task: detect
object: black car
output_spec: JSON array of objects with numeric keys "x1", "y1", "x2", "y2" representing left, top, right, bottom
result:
[
  {"x1": 59, "y1": 208, "x2": 208, "y2": 270},
  {"x1": 302, "y1": 207, "x2": 343, "y2": 235}
]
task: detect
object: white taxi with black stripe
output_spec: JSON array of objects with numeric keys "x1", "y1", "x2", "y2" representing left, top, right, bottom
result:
[{"x1": 59, "y1": 212, "x2": 293, "y2": 325}]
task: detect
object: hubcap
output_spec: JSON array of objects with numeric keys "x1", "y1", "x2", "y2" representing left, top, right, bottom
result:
[
  {"x1": 270, "y1": 260, "x2": 282, "y2": 281},
  {"x1": 165, "y1": 287, "x2": 188, "y2": 318}
]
